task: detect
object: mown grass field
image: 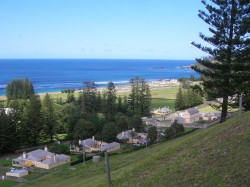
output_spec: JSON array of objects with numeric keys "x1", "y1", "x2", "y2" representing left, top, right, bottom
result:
[
  {"x1": 7, "y1": 112, "x2": 249, "y2": 187},
  {"x1": 150, "y1": 87, "x2": 178, "y2": 109}
]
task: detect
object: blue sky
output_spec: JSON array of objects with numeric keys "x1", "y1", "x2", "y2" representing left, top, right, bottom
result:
[{"x1": 0, "y1": 0, "x2": 208, "y2": 59}]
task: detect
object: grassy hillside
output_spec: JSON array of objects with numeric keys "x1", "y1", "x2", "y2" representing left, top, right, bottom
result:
[{"x1": 17, "y1": 112, "x2": 250, "y2": 187}]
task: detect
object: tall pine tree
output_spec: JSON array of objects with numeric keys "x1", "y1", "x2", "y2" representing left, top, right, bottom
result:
[
  {"x1": 42, "y1": 93, "x2": 58, "y2": 142},
  {"x1": 83, "y1": 81, "x2": 98, "y2": 117},
  {"x1": 104, "y1": 82, "x2": 117, "y2": 121},
  {"x1": 175, "y1": 87, "x2": 184, "y2": 110},
  {"x1": 192, "y1": 0, "x2": 250, "y2": 123},
  {"x1": 128, "y1": 77, "x2": 151, "y2": 117},
  {"x1": 21, "y1": 95, "x2": 43, "y2": 146}
]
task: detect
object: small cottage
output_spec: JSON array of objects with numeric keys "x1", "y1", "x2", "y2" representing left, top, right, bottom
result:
[
  {"x1": 12, "y1": 147, "x2": 70, "y2": 170},
  {"x1": 6, "y1": 168, "x2": 28, "y2": 178},
  {"x1": 99, "y1": 142, "x2": 120, "y2": 152},
  {"x1": 178, "y1": 108, "x2": 200, "y2": 124}
]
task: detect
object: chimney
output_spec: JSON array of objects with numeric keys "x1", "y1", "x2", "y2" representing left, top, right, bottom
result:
[
  {"x1": 92, "y1": 136, "x2": 95, "y2": 140},
  {"x1": 44, "y1": 146, "x2": 48, "y2": 152},
  {"x1": 122, "y1": 131, "x2": 125, "y2": 136},
  {"x1": 23, "y1": 152, "x2": 27, "y2": 159},
  {"x1": 132, "y1": 128, "x2": 135, "y2": 132},
  {"x1": 79, "y1": 139, "x2": 82, "y2": 145},
  {"x1": 53, "y1": 155, "x2": 57, "y2": 162}
]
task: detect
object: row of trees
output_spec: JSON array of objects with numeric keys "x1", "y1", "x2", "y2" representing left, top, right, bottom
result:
[
  {"x1": 175, "y1": 87, "x2": 203, "y2": 110},
  {"x1": 0, "y1": 94, "x2": 57, "y2": 153},
  {"x1": 0, "y1": 77, "x2": 151, "y2": 153},
  {"x1": 6, "y1": 78, "x2": 35, "y2": 100},
  {"x1": 63, "y1": 77, "x2": 150, "y2": 142}
]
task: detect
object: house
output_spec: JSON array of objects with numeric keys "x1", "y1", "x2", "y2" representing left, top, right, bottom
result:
[
  {"x1": 177, "y1": 108, "x2": 200, "y2": 124},
  {"x1": 116, "y1": 129, "x2": 137, "y2": 143},
  {"x1": 200, "y1": 113, "x2": 218, "y2": 121},
  {"x1": 12, "y1": 147, "x2": 70, "y2": 170},
  {"x1": 116, "y1": 130, "x2": 133, "y2": 140},
  {"x1": 71, "y1": 137, "x2": 120, "y2": 153},
  {"x1": 174, "y1": 117, "x2": 185, "y2": 124},
  {"x1": 142, "y1": 117, "x2": 159, "y2": 126},
  {"x1": 153, "y1": 106, "x2": 172, "y2": 114},
  {"x1": 99, "y1": 142, "x2": 120, "y2": 152},
  {"x1": 75, "y1": 136, "x2": 105, "y2": 153},
  {"x1": 6, "y1": 168, "x2": 28, "y2": 178},
  {"x1": 116, "y1": 130, "x2": 148, "y2": 144}
]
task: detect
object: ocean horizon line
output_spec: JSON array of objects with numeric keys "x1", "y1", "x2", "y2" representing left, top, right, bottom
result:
[{"x1": 0, "y1": 58, "x2": 196, "y2": 61}]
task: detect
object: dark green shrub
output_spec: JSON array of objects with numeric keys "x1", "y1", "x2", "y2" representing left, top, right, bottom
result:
[
  {"x1": 49, "y1": 144, "x2": 70, "y2": 154},
  {"x1": 165, "y1": 121, "x2": 184, "y2": 138}
]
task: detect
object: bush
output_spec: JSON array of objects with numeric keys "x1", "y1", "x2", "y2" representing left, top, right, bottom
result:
[
  {"x1": 70, "y1": 159, "x2": 83, "y2": 166},
  {"x1": 49, "y1": 144, "x2": 70, "y2": 154},
  {"x1": 70, "y1": 154, "x2": 92, "y2": 166},
  {"x1": 165, "y1": 121, "x2": 184, "y2": 138}
]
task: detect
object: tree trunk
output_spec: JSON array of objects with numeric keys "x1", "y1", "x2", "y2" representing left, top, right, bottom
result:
[{"x1": 220, "y1": 95, "x2": 228, "y2": 123}]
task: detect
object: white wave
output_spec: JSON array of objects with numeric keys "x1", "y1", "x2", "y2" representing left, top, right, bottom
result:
[
  {"x1": 95, "y1": 80, "x2": 129, "y2": 85},
  {"x1": 0, "y1": 85, "x2": 7, "y2": 88}
]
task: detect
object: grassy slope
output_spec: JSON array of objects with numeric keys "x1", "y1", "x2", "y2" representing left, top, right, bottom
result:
[{"x1": 20, "y1": 112, "x2": 250, "y2": 187}]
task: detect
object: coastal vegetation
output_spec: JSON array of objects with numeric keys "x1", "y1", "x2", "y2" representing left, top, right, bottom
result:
[{"x1": 6, "y1": 78, "x2": 34, "y2": 100}]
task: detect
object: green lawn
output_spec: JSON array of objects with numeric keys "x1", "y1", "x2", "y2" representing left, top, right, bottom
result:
[
  {"x1": 198, "y1": 105, "x2": 221, "y2": 113},
  {"x1": 151, "y1": 98, "x2": 175, "y2": 109},
  {"x1": 0, "y1": 181, "x2": 19, "y2": 187},
  {"x1": 150, "y1": 87, "x2": 178, "y2": 110},
  {"x1": 150, "y1": 87, "x2": 179, "y2": 100},
  {"x1": 11, "y1": 112, "x2": 250, "y2": 187}
]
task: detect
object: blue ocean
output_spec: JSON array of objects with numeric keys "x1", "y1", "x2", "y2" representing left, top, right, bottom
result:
[{"x1": 0, "y1": 59, "x2": 199, "y2": 96}]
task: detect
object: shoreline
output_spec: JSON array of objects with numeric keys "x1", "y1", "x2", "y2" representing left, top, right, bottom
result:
[{"x1": 0, "y1": 79, "x2": 181, "y2": 100}]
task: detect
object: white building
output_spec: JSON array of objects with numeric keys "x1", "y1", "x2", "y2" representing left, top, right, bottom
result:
[
  {"x1": 99, "y1": 142, "x2": 120, "y2": 152},
  {"x1": 117, "y1": 129, "x2": 148, "y2": 144},
  {"x1": 12, "y1": 147, "x2": 70, "y2": 170},
  {"x1": 153, "y1": 106, "x2": 172, "y2": 114},
  {"x1": 176, "y1": 108, "x2": 200, "y2": 124},
  {"x1": 71, "y1": 136, "x2": 120, "y2": 153}
]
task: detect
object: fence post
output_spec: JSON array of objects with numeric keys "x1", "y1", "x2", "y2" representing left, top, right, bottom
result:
[
  {"x1": 239, "y1": 94, "x2": 243, "y2": 117},
  {"x1": 104, "y1": 151, "x2": 111, "y2": 185}
]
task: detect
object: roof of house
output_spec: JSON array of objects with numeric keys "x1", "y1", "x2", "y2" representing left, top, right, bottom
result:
[
  {"x1": 187, "y1": 108, "x2": 199, "y2": 115},
  {"x1": 13, "y1": 149, "x2": 70, "y2": 166},
  {"x1": 143, "y1": 117, "x2": 158, "y2": 122},
  {"x1": 81, "y1": 139, "x2": 98, "y2": 146},
  {"x1": 175, "y1": 117, "x2": 185, "y2": 123},
  {"x1": 136, "y1": 133, "x2": 147, "y2": 137},
  {"x1": 137, "y1": 139, "x2": 148, "y2": 144},
  {"x1": 26, "y1": 149, "x2": 54, "y2": 161},
  {"x1": 99, "y1": 142, "x2": 120, "y2": 151},
  {"x1": 158, "y1": 107, "x2": 172, "y2": 113},
  {"x1": 42, "y1": 154, "x2": 70, "y2": 165},
  {"x1": 116, "y1": 130, "x2": 133, "y2": 139},
  {"x1": 42, "y1": 157, "x2": 55, "y2": 165}
]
